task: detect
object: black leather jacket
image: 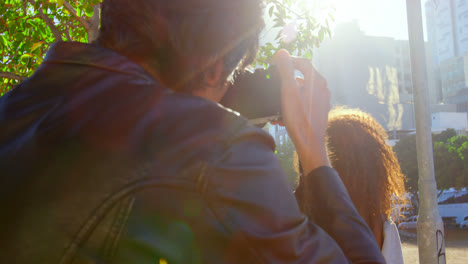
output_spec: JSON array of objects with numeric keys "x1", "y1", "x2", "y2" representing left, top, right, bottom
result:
[{"x1": 0, "y1": 42, "x2": 385, "y2": 264}]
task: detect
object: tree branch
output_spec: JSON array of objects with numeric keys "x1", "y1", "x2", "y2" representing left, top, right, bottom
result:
[
  {"x1": 22, "y1": 0, "x2": 28, "y2": 15},
  {"x1": 269, "y1": 0, "x2": 307, "y2": 20},
  {"x1": 0, "y1": 71, "x2": 26, "y2": 81},
  {"x1": 25, "y1": 15, "x2": 40, "y2": 23},
  {"x1": 87, "y1": 4, "x2": 100, "y2": 42},
  {"x1": 27, "y1": 0, "x2": 62, "y2": 41},
  {"x1": 63, "y1": 27, "x2": 72, "y2": 41},
  {"x1": 63, "y1": 21, "x2": 73, "y2": 41},
  {"x1": 63, "y1": 0, "x2": 91, "y2": 32}
]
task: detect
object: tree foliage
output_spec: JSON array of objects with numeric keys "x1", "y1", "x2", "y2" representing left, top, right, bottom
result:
[
  {"x1": 275, "y1": 133, "x2": 298, "y2": 187},
  {"x1": 393, "y1": 134, "x2": 419, "y2": 194},
  {"x1": 1, "y1": 0, "x2": 332, "y2": 95},
  {"x1": 1, "y1": 0, "x2": 101, "y2": 95},
  {"x1": 257, "y1": 0, "x2": 333, "y2": 67},
  {"x1": 393, "y1": 129, "x2": 468, "y2": 196},
  {"x1": 434, "y1": 135, "x2": 468, "y2": 189},
  {"x1": 433, "y1": 128, "x2": 457, "y2": 143}
]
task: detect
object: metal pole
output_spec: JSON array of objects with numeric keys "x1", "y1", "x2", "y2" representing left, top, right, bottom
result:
[{"x1": 405, "y1": 1, "x2": 446, "y2": 263}]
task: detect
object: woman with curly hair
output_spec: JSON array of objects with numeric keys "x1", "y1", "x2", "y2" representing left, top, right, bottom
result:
[{"x1": 295, "y1": 107, "x2": 408, "y2": 264}]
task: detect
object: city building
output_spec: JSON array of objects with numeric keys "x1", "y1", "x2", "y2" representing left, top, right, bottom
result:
[
  {"x1": 425, "y1": 0, "x2": 468, "y2": 112},
  {"x1": 314, "y1": 22, "x2": 446, "y2": 131},
  {"x1": 274, "y1": 125, "x2": 288, "y2": 146},
  {"x1": 431, "y1": 111, "x2": 468, "y2": 134},
  {"x1": 426, "y1": 0, "x2": 457, "y2": 62},
  {"x1": 394, "y1": 40, "x2": 414, "y2": 104}
]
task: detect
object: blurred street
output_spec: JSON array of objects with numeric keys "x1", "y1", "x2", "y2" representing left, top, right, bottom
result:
[{"x1": 401, "y1": 228, "x2": 468, "y2": 263}]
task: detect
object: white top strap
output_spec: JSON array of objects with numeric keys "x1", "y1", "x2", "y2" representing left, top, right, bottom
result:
[{"x1": 382, "y1": 220, "x2": 405, "y2": 264}]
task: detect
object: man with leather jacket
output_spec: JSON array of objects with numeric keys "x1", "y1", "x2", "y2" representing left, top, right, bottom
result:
[{"x1": 0, "y1": 0, "x2": 385, "y2": 263}]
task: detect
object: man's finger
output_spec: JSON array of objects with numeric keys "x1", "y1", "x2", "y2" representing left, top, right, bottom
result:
[
  {"x1": 273, "y1": 49, "x2": 304, "y2": 123},
  {"x1": 290, "y1": 57, "x2": 314, "y2": 86},
  {"x1": 273, "y1": 49, "x2": 296, "y2": 88},
  {"x1": 296, "y1": 77, "x2": 305, "y2": 87},
  {"x1": 270, "y1": 121, "x2": 285, "y2": 126}
]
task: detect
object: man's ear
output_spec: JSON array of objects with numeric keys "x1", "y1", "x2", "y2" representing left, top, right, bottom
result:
[
  {"x1": 194, "y1": 59, "x2": 228, "y2": 102},
  {"x1": 204, "y1": 59, "x2": 224, "y2": 87}
]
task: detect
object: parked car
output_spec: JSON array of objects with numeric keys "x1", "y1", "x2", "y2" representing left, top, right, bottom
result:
[
  {"x1": 398, "y1": 215, "x2": 418, "y2": 229},
  {"x1": 460, "y1": 216, "x2": 468, "y2": 229},
  {"x1": 442, "y1": 217, "x2": 458, "y2": 228}
]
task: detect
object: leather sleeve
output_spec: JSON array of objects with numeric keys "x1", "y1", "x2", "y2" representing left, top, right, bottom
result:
[
  {"x1": 206, "y1": 128, "x2": 385, "y2": 263},
  {"x1": 295, "y1": 167, "x2": 386, "y2": 263}
]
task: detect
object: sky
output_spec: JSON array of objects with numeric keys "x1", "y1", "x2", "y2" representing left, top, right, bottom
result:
[
  {"x1": 324, "y1": 0, "x2": 428, "y2": 40},
  {"x1": 261, "y1": 0, "x2": 430, "y2": 45}
]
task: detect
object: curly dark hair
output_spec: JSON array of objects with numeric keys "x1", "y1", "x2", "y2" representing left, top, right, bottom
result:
[
  {"x1": 98, "y1": 0, "x2": 265, "y2": 93},
  {"x1": 295, "y1": 107, "x2": 407, "y2": 243},
  {"x1": 327, "y1": 108, "x2": 407, "y2": 230}
]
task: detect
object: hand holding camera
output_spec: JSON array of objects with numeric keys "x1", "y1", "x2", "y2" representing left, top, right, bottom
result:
[
  {"x1": 273, "y1": 50, "x2": 331, "y2": 175},
  {"x1": 221, "y1": 49, "x2": 331, "y2": 175}
]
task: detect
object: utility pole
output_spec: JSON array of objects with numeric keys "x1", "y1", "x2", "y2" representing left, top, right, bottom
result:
[{"x1": 405, "y1": 1, "x2": 446, "y2": 263}]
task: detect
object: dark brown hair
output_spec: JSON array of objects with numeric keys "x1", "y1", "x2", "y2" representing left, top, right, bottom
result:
[{"x1": 98, "y1": 0, "x2": 265, "y2": 92}]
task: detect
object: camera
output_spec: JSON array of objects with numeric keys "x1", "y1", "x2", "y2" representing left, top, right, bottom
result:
[{"x1": 220, "y1": 66, "x2": 282, "y2": 125}]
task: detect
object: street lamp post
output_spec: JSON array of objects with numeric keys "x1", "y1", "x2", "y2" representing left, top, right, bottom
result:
[{"x1": 405, "y1": 1, "x2": 446, "y2": 263}]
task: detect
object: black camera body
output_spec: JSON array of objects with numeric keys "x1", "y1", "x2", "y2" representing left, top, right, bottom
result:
[{"x1": 220, "y1": 66, "x2": 282, "y2": 125}]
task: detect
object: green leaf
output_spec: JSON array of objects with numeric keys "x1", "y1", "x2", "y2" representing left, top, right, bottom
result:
[
  {"x1": 319, "y1": 29, "x2": 325, "y2": 42},
  {"x1": 18, "y1": 42, "x2": 25, "y2": 51},
  {"x1": 275, "y1": 30, "x2": 282, "y2": 41},
  {"x1": 21, "y1": 53, "x2": 34, "y2": 60},
  {"x1": 278, "y1": 5, "x2": 286, "y2": 17},
  {"x1": 269, "y1": 6, "x2": 274, "y2": 17},
  {"x1": 0, "y1": 35, "x2": 7, "y2": 48},
  {"x1": 57, "y1": 0, "x2": 64, "y2": 8},
  {"x1": 77, "y1": 8, "x2": 81, "y2": 17},
  {"x1": 273, "y1": 21, "x2": 284, "y2": 28},
  {"x1": 85, "y1": 6, "x2": 94, "y2": 17},
  {"x1": 31, "y1": 41, "x2": 44, "y2": 52},
  {"x1": 27, "y1": 20, "x2": 37, "y2": 29},
  {"x1": 38, "y1": 24, "x2": 46, "y2": 36},
  {"x1": 14, "y1": 32, "x2": 25, "y2": 41}
]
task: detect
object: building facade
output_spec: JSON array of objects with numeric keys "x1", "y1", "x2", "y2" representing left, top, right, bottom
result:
[
  {"x1": 431, "y1": 112, "x2": 468, "y2": 134},
  {"x1": 314, "y1": 22, "x2": 445, "y2": 131},
  {"x1": 426, "y1": 0, "x2": 468, "y2": 112}
]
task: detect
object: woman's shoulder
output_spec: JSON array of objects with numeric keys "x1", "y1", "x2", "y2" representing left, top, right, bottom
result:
[
  {"x1": 382, "y1": 219, "x2": 405, "y2": 264},
  {"x1": 384, "y1": 219, "x2": 398, "y2": 229},
  {"x1": 383, "y1": 219, "x2": 401, "y2": 244}
]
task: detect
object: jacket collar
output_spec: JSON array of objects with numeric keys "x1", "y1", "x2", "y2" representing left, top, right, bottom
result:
[{"x1": 43, "y1": 42, "x2": 157, "y2": 83}]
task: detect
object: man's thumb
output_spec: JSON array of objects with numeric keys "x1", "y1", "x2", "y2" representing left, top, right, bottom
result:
[{"x1": 273, "y1": 49, "x2": 295, "y2": 87}]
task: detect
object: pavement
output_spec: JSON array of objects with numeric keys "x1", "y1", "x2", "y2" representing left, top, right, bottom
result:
[{"x1": 399, "y1": 228, "x2": 468, "y2": 264}]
